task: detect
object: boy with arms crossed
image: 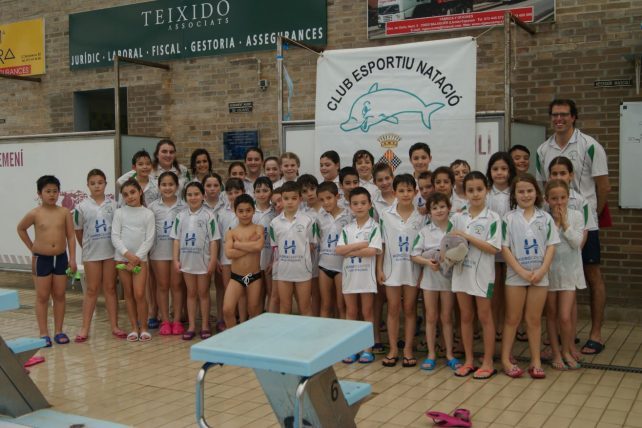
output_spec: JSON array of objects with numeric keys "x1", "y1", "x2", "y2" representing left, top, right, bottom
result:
[
  {"x1": 17, "y1": 175, "x2": 77, "y2": 346},
  {"x1": 223, "y1": 195, "x2": 265, "y2": 328}
]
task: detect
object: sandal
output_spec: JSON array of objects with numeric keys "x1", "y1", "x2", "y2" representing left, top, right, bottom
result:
[
  {"x1": 372, "y1": 342, "x2": 386, "y2": 354},
  {"x1": 159, "y1": 321, "x2": 172, "y2": 336},
  {"x1": 581, "y1": 339, "x2": 605, "y2": 355},
  {"x1": 139, "y1": 331, "x2": 152, "y2": 342},
  {"x1": 473, "y1": 368, "x2": 497, "y2": 380},
  {"x1": 54, "y1": 333, "x2": 70, "y2": 345},
  {"x1": 420, "y1": 358, "x2": 436, "y2": 371},
  {"x1": 446, "y1": 358, "x2": 462, "y2": 371},
  {"x1": 359, "y1": 352, "x2": 375, "y2": 364},
  {"x1": 550, "y1": 360, "x2": 568, "y2": 371},
  {"x1": 528, "y1": 366, "x2": 546, "y2": 379},
  {"x1": 147, "y1": 318, "x2": 160, "y2": 329},
  {"x1": 516, "y1": 330, "x2": 528, "y2": 342},
  {"x1": 182, "y1": 331, "x2": 196, "y2": 341},
  {"x1": 402, "y1": 356, "x2": 417, "y2": 368},
  {"x1": 171, "y1": 321, "x2": 185, "y2": 335},
  {"x1": 453, "y1": 408, "x2": 471, "y2": 422},
  {"x1": 425, "y1": 411, "x2": 472, "y2": 427},
  {"x1": 126, "y1": 332, "x2": 139, "y2": 342},
  {"x1": 503, "y1": 365, "x2": 524, "y2": 378},
  {"x1": 382, "y1": 355, "x2": 399, "y2": 367},
  {"x1": 112, "y1": 330, "x2": 128, "y2": 339},
  {"x1": 563, "y1": 358, "x2": 582, "y2": 370},
  {"x1": 343, "y1": 354, "x2": 359, "y2": 364},
  {"x1": 495, "y1": 331, "x2": 503, "y2": 342},
  {"x1": 74, "y1": 334, "x2": 88, "y2": 343},
  {"x1": 41, "y1": 336, "x2": 52, "y2": 348},
  {"x1": 454, "y1": 365, "x2": 476, "y2": 377},
  {"x1": 200, "y1": 330, "x2": 212, "y2": 340}
]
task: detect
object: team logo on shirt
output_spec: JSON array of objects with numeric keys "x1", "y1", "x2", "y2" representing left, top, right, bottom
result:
[
  {"x1": 398, "y1": 236, "x2": 410, "y2": 253},
  {"x1": 163, "y1": 220, "x2": 173, "y2": 235},
  {"x1": 533, "y1": 221, "x2": 544, "y2": 231},
  {"x1": 94, "y1": 219, "x2": 107, "y2": 233},
  {"x1": 284, "y1": 240, "x2": 297, "y2": 254},
  {"x1": 524, "y1": 238, "x2": 539, "y2": 255},
  {"x1": 184, "y1": 233, "x2": 196, "y2": 247},
  {"x1": 327, "y1": 234, "x2": 339, "y2": 248},
  {"x1": 295, "y1": 224, "x2": 305, "y2": 232},
  {"x1": 349, "y1": 256, "x2": 363, "y2": 264},
  {"x1": 472, "y1": 224, "x2": 485, "y2": 235}
]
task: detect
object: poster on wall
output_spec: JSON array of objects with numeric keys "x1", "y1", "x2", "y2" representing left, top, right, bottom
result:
[
  {"x1": 0, "y1": 134, "x2": 115, "y2": 269},
  {"x1": 69, "y1": 0, "x2": 326, "y2": 70},
  {"x1": 315, "y1": 37, "x2": 476, "y2": 175},
  {"x1": 0, "y1": 18, "x2": 45, "y2": 76},
  {"x1": 367, "y1": 0, "x2": 555, "y2": 39}
]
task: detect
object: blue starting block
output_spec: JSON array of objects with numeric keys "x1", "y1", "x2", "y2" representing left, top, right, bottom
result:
[
  {"x1": 191, "y1": 313, "x2": 374, "y2": 428},
  {"x1": 0, "y1": 288, "x2": 50, "y2": 418}
]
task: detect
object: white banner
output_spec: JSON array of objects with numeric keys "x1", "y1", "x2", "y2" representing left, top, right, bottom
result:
[
  {"x1": 315, "y1": 37, "x2": 476, "y2": 175},
  {"x1": 0, "y1": 133, "x2": 116, "y2": 269}
]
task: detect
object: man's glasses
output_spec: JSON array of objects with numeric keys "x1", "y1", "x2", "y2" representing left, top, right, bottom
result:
[{"x1": 550, "y1": 112, "x2": 571, "y2": 118}]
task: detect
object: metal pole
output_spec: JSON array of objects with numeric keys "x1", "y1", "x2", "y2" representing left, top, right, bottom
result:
[
  {"x1": 504, "y1": 12, "x2": 511, "y2": 149},
  {"x1": 295, "y1": 377, "x2": 310, "y2": 428},
  {"x1": 114, "y1": 56, "x2": 121, "y2": 178},
  {"x1": 277, "y1": 37, "x2": 284, "y2": 154}
]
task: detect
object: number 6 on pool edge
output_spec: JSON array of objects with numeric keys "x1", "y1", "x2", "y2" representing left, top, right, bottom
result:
[{"x1": 330, "y1": 379, "x2": 339, "y2": 401}]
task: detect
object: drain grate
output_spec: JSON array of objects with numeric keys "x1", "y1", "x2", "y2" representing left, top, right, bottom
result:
[{"x1": 512, "y1": 355, "x2": 642, "y2": 373}]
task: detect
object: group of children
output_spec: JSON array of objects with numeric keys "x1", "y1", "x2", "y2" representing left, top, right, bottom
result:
[{"x1": 18, "y1": 138, "x2": 592, "y2": 380}]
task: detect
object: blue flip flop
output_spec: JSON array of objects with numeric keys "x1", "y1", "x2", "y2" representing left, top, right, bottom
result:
[
  {"x1": 41, "y1": 336, "x2": 52, "y2": 348},
  {"x1": 359, "y1": 352, "x2": 375, "y2": 364},
  {"x1": 53, "y1": 333, "x2": 69, "y2": 345},
  {"x1": 420, "y1": 358, "x2": 436, "y2": 371},
  {"x1": 343, "y1": 354, "x2": 359, "y2": 364},
  {"x1": 447, "y1": 358, "x2": 462, "y2": 371}
]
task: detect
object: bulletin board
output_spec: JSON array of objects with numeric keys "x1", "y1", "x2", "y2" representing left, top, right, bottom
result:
[{"x1": 619, "y1": 101, "x2": 642, "y2": 208}]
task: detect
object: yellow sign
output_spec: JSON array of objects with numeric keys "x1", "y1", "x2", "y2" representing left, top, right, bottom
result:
[{"x1": 0, "y1": 18, "x2": 45, "y2": 76}]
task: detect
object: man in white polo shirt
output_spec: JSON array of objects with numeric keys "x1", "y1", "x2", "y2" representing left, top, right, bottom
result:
[{"x1": 536, "y1": 99, "x2": 611, "y2": 355}]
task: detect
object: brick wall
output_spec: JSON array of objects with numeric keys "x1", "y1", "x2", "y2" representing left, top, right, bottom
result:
[{"x1": 1, "y1": 0, "x2": 641, "y2": 309}]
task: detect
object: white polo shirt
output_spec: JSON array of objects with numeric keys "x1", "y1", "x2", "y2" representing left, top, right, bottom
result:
[
  {"x1": 204, "y1": 197, "x2": 226, "y2": 218},
  {"x1": 487, "y1": 186, "x2": 510, "y2": 218},
  {"x1": 451, "y1": 190, "x2": 468, "y2": 213},
  {"x1": 411, "y1": 222, "x2": 451, "y2": 292},
  {"x1": 359, "y1": 179, "x2": 379, "y2": 198},
  {"x1": 269, "y1": 211, "x2": 317, "y2": 282},
  {"x1": 318, "y1": 208, "x2": 352, "y2": 272},
  {"x1": 337, "y1": 217, "x2": 382, "y2": 293},
  {"x1": 73, "y1": 197, "x2": 117, "y2": 262},
  {"x1": 568, "y1": 188, "x2": 597, "y2": 231},
  {"x1": 449, "y1": 207, "x2": 502, "y2": 297},
  {"x1": 379, "y1": 204, "x2": 426, "y2": 287},
  {"x1": 253, "y1": 205, "x2": 276, "y2": 271},
  {"x1": 216, "y1": 206, "x2": 238, "y2": 265},
  {"x1": 371, "y1": 190, "x2": 395, "y2": 222},
  {"x1": 502, "y1": 207, "x2": 560, "y2": 286},
  {"x1": 536, "y1": 129, "x2": 608, "y2": 226},
  {"x1": 170, "y1": 206, "x2": 220, "y2": 275},
  {"x1": 148, "y1": 198, "x2": 186, "y2": 261},
  {"x1": 549, "y1": 208, "x2": 587, "y2": 291}
]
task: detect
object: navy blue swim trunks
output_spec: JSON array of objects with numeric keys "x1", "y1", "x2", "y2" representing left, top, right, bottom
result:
[{"x1": 33, "y1": 252, "x2": 68, "y2": 277}]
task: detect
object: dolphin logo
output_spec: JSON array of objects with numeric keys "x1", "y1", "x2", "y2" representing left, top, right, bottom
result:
[{"x1": 340, "y1": 83, "x2": 445, "y2": 133}]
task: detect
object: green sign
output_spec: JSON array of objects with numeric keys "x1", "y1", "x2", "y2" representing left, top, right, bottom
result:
[{"x1": 69, "y1": 0, "x2": 327, "y2": 70}]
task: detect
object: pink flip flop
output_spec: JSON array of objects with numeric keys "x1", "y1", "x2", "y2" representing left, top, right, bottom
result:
[
  {"x1": 24, "y1": 356, "x2": 45, "y2": 368},
  {"x1": 425, "y1": 411, "x2": 472, "y2": 427}
]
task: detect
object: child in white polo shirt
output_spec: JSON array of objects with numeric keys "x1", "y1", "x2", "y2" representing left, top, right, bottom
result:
[
  {"x1": 449, "y1": 171, "x2": 501, "y2": 380},
  {"x1": 317, "y1": 181, "x2": 352, "y2": 319},
  {"x1": 501, "y1": 174, "x2": 559, "y2": 380},
  {"x1": 377, "y1": 174, "x2": 425, "y2": 368},
  {"x1": 336, "y1": 187, "x2": 382, "y2": 364},
  {"x1": 269, "y1": 181, "x2": 317, "y2": 315}
]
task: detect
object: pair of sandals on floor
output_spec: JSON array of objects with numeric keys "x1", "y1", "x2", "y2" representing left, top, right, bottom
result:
[
  {"x1": 126, "y1": 331, "x2": 151, "y2": 342},
  {"x1": 41, "y1": 333, "x2": 70, "y2": 347},
  {"x1": 343, "y1": 351, "x2": 375, "y2": 364},
  {"x1": 426, "y1": 408, "x2": 471, "y2": 427}
]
